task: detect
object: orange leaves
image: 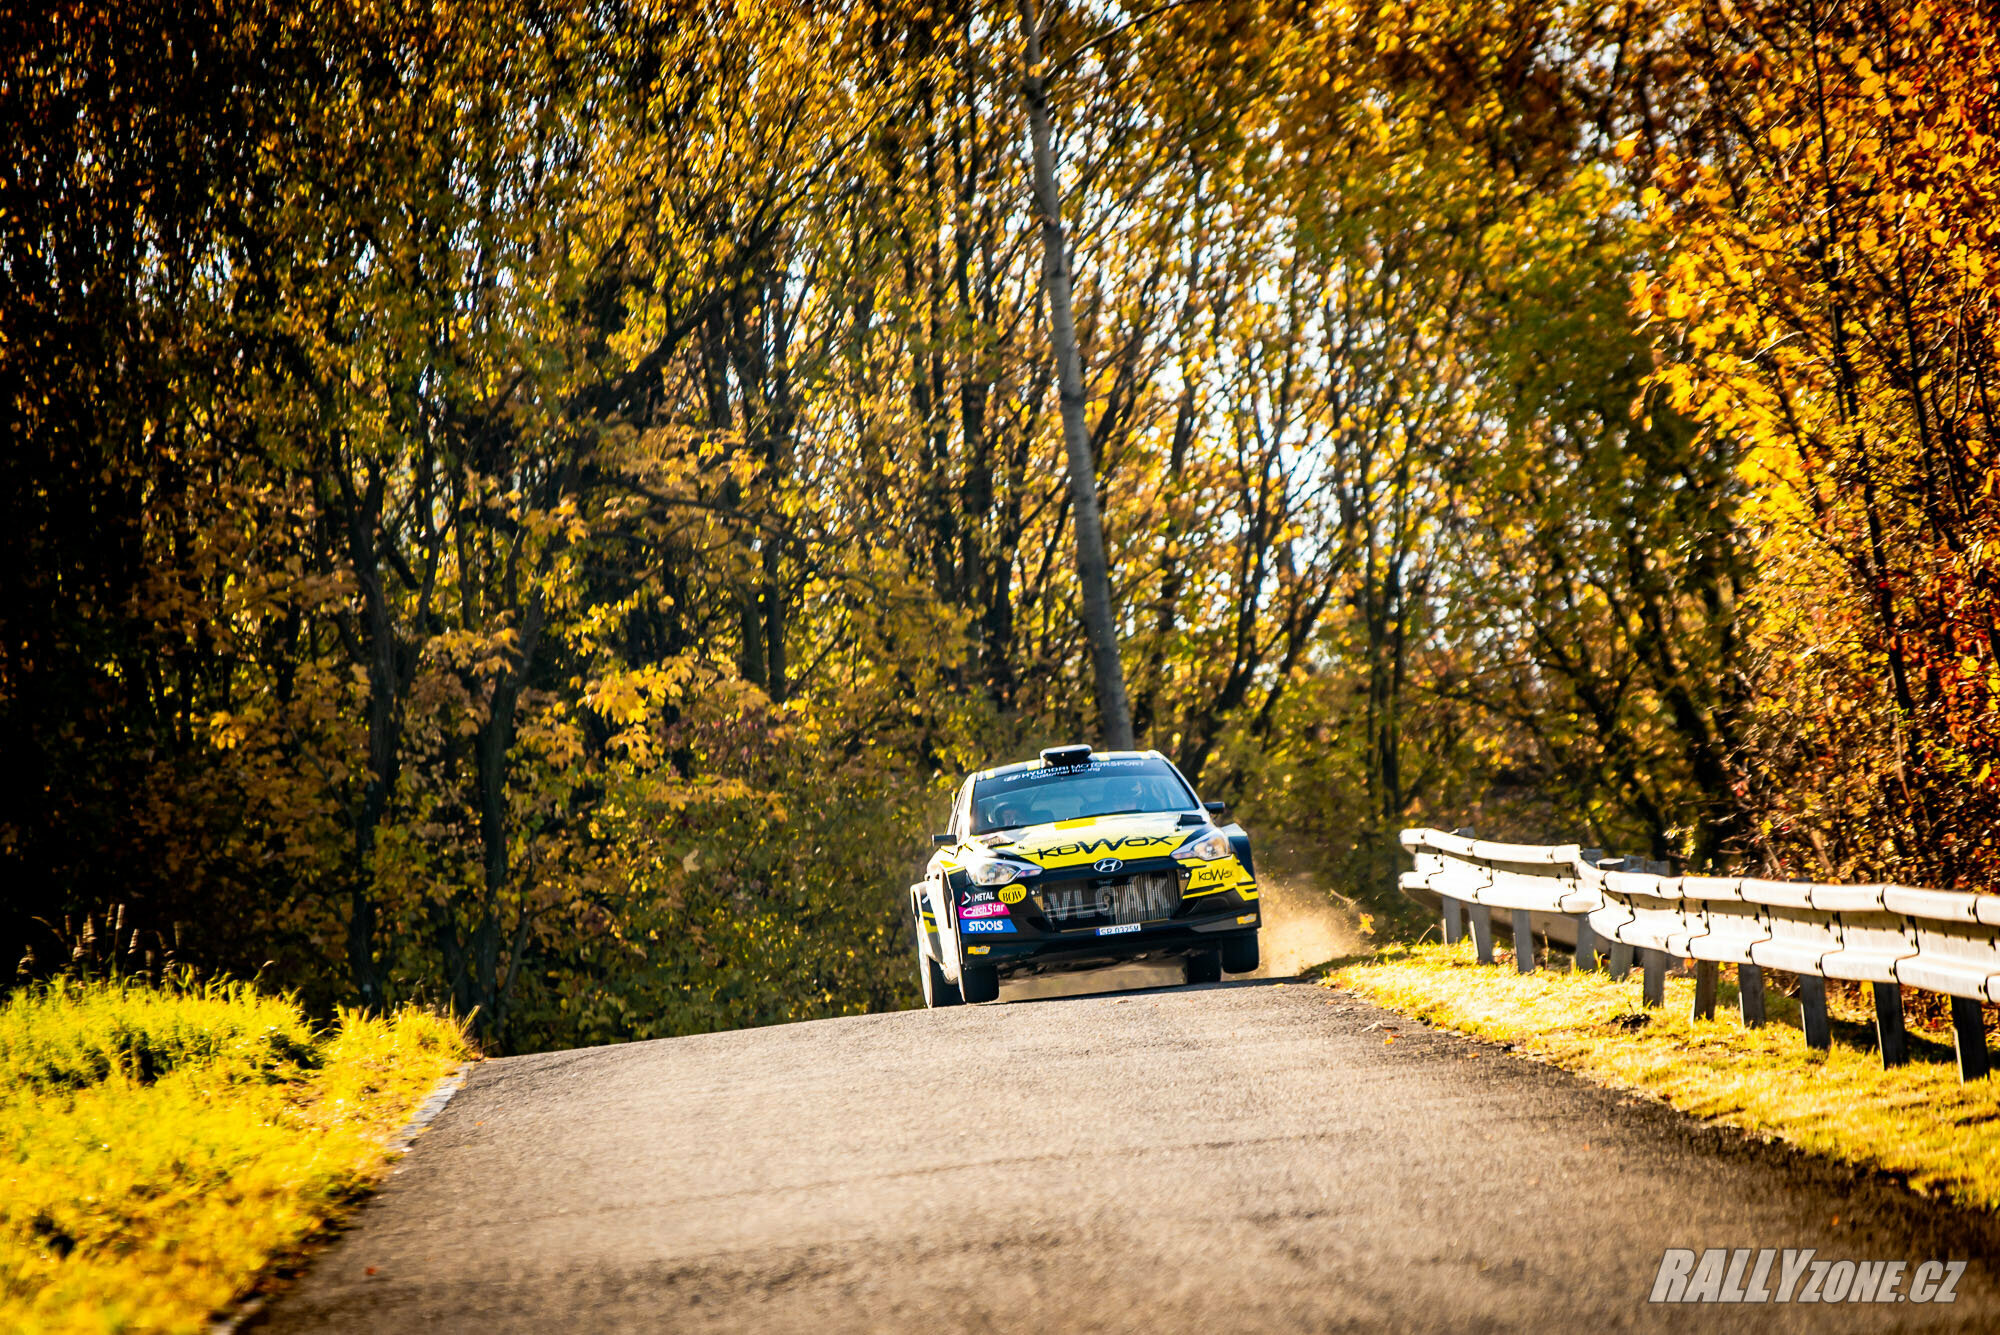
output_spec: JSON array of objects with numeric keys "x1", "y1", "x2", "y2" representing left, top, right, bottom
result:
[{"x1": 1631, "y1": 0, "x2": 2000, "y2": 888}]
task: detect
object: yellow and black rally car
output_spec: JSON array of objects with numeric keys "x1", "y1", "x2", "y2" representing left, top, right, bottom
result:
[{"x1": 912, "y1": 745, "x2": 1261, "y2": 1005}]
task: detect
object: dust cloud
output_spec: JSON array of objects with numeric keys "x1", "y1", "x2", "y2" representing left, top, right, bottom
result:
[{"x1": 1247, "y1": 866, "x2": 1364, "y2": 979}]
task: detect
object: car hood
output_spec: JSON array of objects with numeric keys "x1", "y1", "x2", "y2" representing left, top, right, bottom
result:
[{"x1": 978, "y1": 811, "x2": 1198, "y2": 871}]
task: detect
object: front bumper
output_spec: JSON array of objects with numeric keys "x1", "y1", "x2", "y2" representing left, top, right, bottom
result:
[
  {"x1": 952, "y1": 856, "x2": 1259, "y2": 977},
  {"x1": 968, "y1": 917, "x2": 1260, "y2": 977}
]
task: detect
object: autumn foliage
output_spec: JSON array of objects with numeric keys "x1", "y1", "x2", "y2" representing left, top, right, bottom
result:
[
  {"x1": 1634, "y1": 0, "x2": 2000, "y2": 886},
  {"x1": 3, "y1": 0, "x2": 1995, "y2": 1050}
]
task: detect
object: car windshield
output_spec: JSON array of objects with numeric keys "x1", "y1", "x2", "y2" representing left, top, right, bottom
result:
[{"x1": 969, "y1": 756, "x2": 1197, "y2": 834}]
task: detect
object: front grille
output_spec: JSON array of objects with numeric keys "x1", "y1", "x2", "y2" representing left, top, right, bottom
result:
[{"x1": 1034, "y1": 868, "x2": 1185, "y2": 931}]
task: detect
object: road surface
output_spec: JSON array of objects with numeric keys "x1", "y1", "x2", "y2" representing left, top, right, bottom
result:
[{"x1": 265, "y1": 974, "x2": 1998, "y2": 1332}]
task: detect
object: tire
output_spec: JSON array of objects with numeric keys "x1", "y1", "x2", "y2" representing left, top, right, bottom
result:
[
  {"x1": 959, "y1": 962, "x2": 1001, "y2": 1004},
  {"x1": 1220, "y1": 932, "x2": 1260, "y2": 975},
  {"x1": 1183, "y1": 950, "x2": 1222, "y2": 985},
  {"x1": 916, "y1": 907, "x2": 962, "y2": 1008},
  {"x1": 922, "y1": 951, "x2": 963, "y2": 1007}
]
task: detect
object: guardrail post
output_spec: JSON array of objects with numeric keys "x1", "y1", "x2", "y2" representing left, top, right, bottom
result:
[
  {"x1": 1738, "y1": 963, "x2": 1766, "y2": 1029},
  {"x1": 1950, "y1": 997, "x2": 1990, "y2": 1082},
  {"x1": 1607, "y1": 941, "x2": 1633, "y2": 979},
  {"x1": 1513, "y1": 910, "x2": 1536, "y2": 973},
  {"x1": 1440, "y1": 896, "x2": 1465, "y2": 945},
  {"x1": 1468, "y1": 904, "x2": 1495, "y2": 965},
  {"x1": 1691, "y1": 960, "x2": 1717, "y2": 1022},
  {"x1": 1871, "y1": 983, "x2": 1908, "y2": 1068},
  {"x1": 1640, "y1": 949, "x2": 1666, "y2": 1008},
  {"x1": 1574, "y1": 916, "x2": 1597, "y2": 972},
  {"x1": 1797, "y1": 975, "x2": 1831, "y2": 1051}
]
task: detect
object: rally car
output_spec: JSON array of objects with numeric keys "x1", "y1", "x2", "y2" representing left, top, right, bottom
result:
[{"x1": 912, "y1": 745, "x2": 1261, "y2": 1005}]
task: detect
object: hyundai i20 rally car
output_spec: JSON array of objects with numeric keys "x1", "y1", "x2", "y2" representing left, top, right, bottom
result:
[{"x1": 912, "y1": 746, "x2": 1261, "y2": 1005}]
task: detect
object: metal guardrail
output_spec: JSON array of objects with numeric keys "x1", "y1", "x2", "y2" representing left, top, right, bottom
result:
[{"x1": 1399, "y1": 828, "x2": 2000, "y2": 1083}]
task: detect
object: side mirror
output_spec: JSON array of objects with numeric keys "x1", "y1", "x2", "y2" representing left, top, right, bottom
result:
[
  {"x1": 932, "y1": 831, "x2": 955, "y2": 847},
  {"x1": 1203, "y1": 800, "x2": 1226, "y2": 815}
]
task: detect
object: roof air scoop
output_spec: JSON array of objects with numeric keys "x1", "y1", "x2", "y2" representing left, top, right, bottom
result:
[{"x1": 1039, "y1": 744, "x2": 1094, "y2": 769}]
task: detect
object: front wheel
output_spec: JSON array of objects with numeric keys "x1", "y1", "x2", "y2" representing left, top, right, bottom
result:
[
  {"x1": 916, "y1": 911, "x2": 962, "y2": 1008},
  {"x1": 1221, "y1": 933, "x2": 1260, "y2": 975},
  {"x1": 959, "y1": 962, "x2": 1001, "y2": 1004}
]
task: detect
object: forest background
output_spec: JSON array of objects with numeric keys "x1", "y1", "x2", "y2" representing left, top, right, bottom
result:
[{"x1": 5, "y1": 0, "x2": 1996, "y2": 1052}]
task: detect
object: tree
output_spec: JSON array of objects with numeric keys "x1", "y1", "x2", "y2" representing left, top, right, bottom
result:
[
  {"x1": 1017, "y1": 0, "x2": 1134, "y2": 750},
  {"x1": 1637, "y1": 0, "x2": 2000, "y2": 885}
]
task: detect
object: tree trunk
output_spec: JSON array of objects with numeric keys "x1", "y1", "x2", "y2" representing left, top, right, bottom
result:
[
  {"x1": 332, "y1": 461, "x2": 399, "y2": 1010},
  {"x1": 1017, "y1": 0, "x2": 1132, "y2": 750}
]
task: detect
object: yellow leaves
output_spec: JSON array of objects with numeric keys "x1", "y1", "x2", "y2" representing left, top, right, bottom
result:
[
  {"x1": 584, "y1": 670, "x2": 658, "y2": 725},
  {"x1": 582, "y1": 660, "x2": 700, "y2": 766},
  {"x1": 1769, "y1": 125, "x2": 1793, "y2": 150},
  {"x1": 1628, "y1": 269, "x2": 1658, "y2": 310},
  {"x1": 431, "y1": 627, "x2": 519, "y2": 679},
  {"x1": 207, "y1": 711, "x2": 249, "y2": 751}
]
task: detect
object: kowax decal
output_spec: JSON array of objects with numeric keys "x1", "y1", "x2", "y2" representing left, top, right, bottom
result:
[
  {"x1": 961, "y1": 918, "x2": 1017, "y2": 934},
  {"x1": 1031, "y1": 834, "x2": 1179, "y2": 859}
]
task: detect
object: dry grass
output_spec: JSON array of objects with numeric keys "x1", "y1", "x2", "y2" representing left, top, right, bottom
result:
[
  {"x1": 1324, "y1": 942, "x2": 2000, "y2": 1212},
  {"x1": 1, "y1": 978, "x2": 470, "y2": 1333}
]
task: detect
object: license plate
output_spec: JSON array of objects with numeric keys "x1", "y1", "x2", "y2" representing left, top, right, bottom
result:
[
  {"x1": 1041, "y1": 874, "x2": 1181, "y2": 928},
  {"x1": 1096, "y1": 923, "x2": 1141, "y2": 936}
]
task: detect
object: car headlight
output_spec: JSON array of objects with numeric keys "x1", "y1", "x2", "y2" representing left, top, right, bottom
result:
[
  {"x1": 1175, "y1": 830, "x2": 1232, "y2": 862},
  {"x1": 967, "y1": 856, "x2": 1039, "y2": 886}
]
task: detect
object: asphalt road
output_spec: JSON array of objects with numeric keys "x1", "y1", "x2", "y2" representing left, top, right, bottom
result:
[{"x1": 264, "y1": 974, "x2": 1999, "y2": 1333}]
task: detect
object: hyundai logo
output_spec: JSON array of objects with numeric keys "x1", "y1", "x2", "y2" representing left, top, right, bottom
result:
[{"x1": 1094, "y1": 858, "x2": 1124, "y2": 874}]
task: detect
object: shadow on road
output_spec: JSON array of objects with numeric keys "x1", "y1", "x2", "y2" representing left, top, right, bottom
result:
[{"x1": 997, "y1": 965, "x2": 1298, "y2": 1005}]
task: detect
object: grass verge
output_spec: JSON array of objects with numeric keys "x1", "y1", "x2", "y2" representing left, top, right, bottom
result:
[
  {"x1": 1, "y1": 978, "x2": 471, "y2": 1333},
  {"x1": 1323, "y1": 942, "x2": 2000, "y2": 1212}
]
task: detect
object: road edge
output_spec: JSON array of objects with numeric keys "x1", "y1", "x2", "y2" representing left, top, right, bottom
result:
[
  {"x1": 208, "y1": 1060, "x2": 474, "y2": 1334},
  {"x1": 1321, "y1": 948, "x2": 2000, "y2": 1215}
]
